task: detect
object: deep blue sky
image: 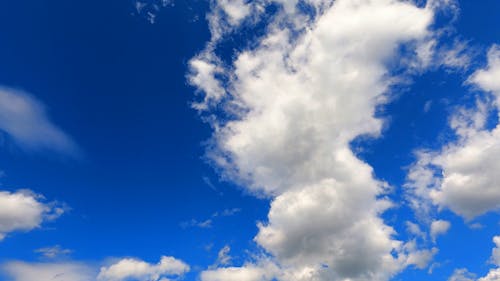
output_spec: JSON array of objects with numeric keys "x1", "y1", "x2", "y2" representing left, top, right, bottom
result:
[
  {"x1": 0, "y1": 1, "x2": 500, "y2": 280},
  {"x1": 0, "y1": 1, "x2": 268, "y2": 277}
]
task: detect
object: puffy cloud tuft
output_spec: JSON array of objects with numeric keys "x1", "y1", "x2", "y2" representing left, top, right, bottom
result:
[{"x1": 97, "y1": 256, "x2": 189, "y2": 281}]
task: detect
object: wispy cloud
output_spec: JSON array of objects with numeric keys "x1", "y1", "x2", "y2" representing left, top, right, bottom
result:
[
  {"x1": 35, "y1": 245, "x2": 73, "y2": 259},
  {"x1": 180, "y1": 208, "x2": 241, "y2": 229},
  {"x1": 0, "y1": 87, "x2": 80, "y2": 156}
]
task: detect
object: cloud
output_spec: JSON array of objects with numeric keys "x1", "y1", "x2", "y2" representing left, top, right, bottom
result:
[
  {"x1": 180, "y1": 208, "x2": 241, "y2": 229},
  {"x1": 406, "y1": 45, "x2": 500, "y2": 220},
  {"x1": 180, "y1": 218, "x2": 213, "y2": 229},
  {"x1": 447, "y1": 236, "x2": 500, "y2": 281},
  {"x1": 2, "y1": 261, "x2": 94, "y2": 281},
  {"x1": 201, "y1": 261, "x2": 278, "y2": 281},
  {"x1": 0, "y1": 87, "x2": 79, "y2": 155},
  {"x1": 0, "y1": 189, "x2": 65, "y2": 241},
  {"x1": 490, "y1": 236, "x2": 500, "y2": 266},
  {"x1": 97, "y1": 256, "x2": 189, "y2": 281},
  {"x1": 448, "y1": 268, "x2": 476, "y2": 281},
  {"x1": 430, "y1": 220, "x2": 451, "y2": 242},
  {"x1": 133, "y1": 0, "x2": 174, "y2": 24},
  {"x1": 209, "y1": 245, "x2": 232, "y2": 268},
  {"x1": 188, "y1": 0, "x2": 443, "y2": 280},
  {"x1": 35, "y1": 245, "x2": 73, "y2": 259}
]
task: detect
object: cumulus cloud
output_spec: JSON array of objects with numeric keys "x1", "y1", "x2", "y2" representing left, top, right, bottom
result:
[
  {"x1": 0, "y1": 189, "x2": 65, "y2": 241},
  {"x1": 0, "y1": 87, "x2": 79, "y2": 155},
  {"x1": 2, "y1": 261, "x2": 93, "y2": 281},
  {"x1": 97, "y1": 256, "x2": 189, "y2": 281},
  {"x1": 407, "y1": 45, "x2": 500, "y2": 220},
  {"x1": 188, "y1": 0, "x2": 443, "y2": 280}
]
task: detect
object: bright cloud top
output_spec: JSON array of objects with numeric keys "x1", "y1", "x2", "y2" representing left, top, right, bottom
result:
[
  {"x1": 0, "y1": 87, "x2": 78, "y2": 155},
  {"x1": 0, "y1": 190, "x2": 65, "y2": 241}
]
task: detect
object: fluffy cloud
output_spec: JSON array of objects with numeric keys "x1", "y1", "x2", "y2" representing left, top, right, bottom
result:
[
  {"x1": 0, "y1": 190, "x2": 65, "y2": 241},
  {"x1": 407, "y1": 46, "x2": 500, "y2": 220},
  {"x1": 0, "y1": 87, "x2": 78, "y2": 155},
  {"x1": 2, "y1": 261, "x2": 93, "y2": 281},
  {"x1": 189, "y1": 0, "x2": 439, "y2": 280},
  {"x1": 97, "y1": 256, "x2": 189, "y2": 281}
]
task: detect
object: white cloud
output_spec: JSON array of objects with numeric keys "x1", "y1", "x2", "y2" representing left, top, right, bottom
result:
[
  {"x1": 448, "y1": 268, "x2": 476, "y2": 281},
  {"x1": 446, "y1": 236, "x2": 500, "y2": 281},
  {"x1": 180, "y1": 208, "x2": 241, "y2": 229},
  {"x1": 35, "y1": 245, "x2": 73, "y2": 259},
  {"x1": 0, "y1": 87, "x2": 78, "y2": 155},
  {"x1": 201, "y1": 261, "x2": 278, "y2": 281},
  {"x1": 479, "y1": 268, "x2": 500, "y2": 281},
  {"x1": 213, "y1": 245, "x2": 232, "y2": 267},
  {"x1": 2, "y1": 261, "x2": 93, "y2": 281},
  {"x1": 406, "y1": 45, "x2": 500, "y2": 220},
  {"x1": 490, "y1": 236, "x2": 500, "y2": 266},
  {"x1": 0, "y1": 189, "x2": 65, "y2": 241},
  {"x1": 430, "y1": 220, "x2": 451, "y2": 242},
  {"x1": 97, "y1": 256, "x2": 189, "y2": 281},
  {"x1": 215, "y1": 0, "x2": 251, "y2": 26},
  {"x1": 189, "y1": 0, "x2": 439, "y2": 280}
]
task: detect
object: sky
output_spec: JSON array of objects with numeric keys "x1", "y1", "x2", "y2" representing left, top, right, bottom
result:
[{"x1": 0, "y1": 0, "x2": 500, "y2": 281}]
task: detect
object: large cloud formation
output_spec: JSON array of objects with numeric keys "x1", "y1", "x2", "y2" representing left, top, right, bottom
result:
[{"x1": 189, "y1": 0, "x2": 442, "y2": 280}]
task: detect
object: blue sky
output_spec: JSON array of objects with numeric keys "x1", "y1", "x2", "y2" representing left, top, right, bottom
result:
[{"x1": 0, "y1": 1, "x2": 500, "y2": 281}]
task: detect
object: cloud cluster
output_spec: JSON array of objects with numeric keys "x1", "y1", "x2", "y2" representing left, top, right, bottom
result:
[
  {"x1": 0, "y1": 189, "x2": 65, "y2": 241},
  {"x1": 188, "y1": 0, "x2": 444, "y2": 280},
  {"x1": 407, "y1": 46, "x2": 500, "y2": 220}
]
